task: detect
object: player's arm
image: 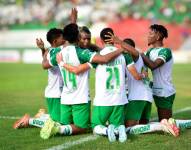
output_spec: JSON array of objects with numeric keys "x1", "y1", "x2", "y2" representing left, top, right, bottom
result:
[
  {"x1": 128, "y1": 64, "x2": 146, "y2": 80},
  {"x1": 91, "y1": 48, "x2": 124, "y2": 64},
  {"x1": 56, "y1": 53, "x2": 90, "y2": 75},
  {"x1": 36, "y1": 38, "x2": 52, "y2": 69},
  {"x1": 63, "y1": 63, "x2": 90, "y2": 75},
  {"x1": 105, "y1": 33, "x2": 139, "y2": 60},
  {"x1": 124, "y1": 53, "x2": 145, "y2": 80},
  {"x1": 70, "y1": 8, "x2": 77, "y2": 24},
  {"x1": 141, "y1": 53, "x2": 164, "y2": 70}
]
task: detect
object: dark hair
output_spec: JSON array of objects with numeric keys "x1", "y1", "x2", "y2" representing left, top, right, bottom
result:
[
  {"x1": 100, "y1": 28, "x2": 114, "y2": 42},
  {"x1": 150, "y1": 24, "x2": 168, "y2": 39},
  {"x1": 123, "y1": 38, "x2": 135, "y2": 48},
  {"x1": 46, "y1": 28, "x2": 63, "y2": 44},
  {"x1": 79, "y1": 26, "x2": 91, "y2": 35},
  {"x1": 63, "y1": 23, "x2": 79, "y2": 43}
]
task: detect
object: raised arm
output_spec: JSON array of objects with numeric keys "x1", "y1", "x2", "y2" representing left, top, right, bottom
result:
[
  {"x1": 36, "y1": 38, "x2": 52, "y2": 69},
  {"x1": 141, "y1": 53, "x2": 164, "y2": 70},
  {"x1": 70, "y1": 8, "x2": 78, "y2": 24}
]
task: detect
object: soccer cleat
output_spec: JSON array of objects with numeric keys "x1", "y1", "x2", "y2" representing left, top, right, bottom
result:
[
  {"x1": 160, "y1": 118, "x2": 179, "y2": 137},
  {"x1": 34, "y1": 108, "x2": 46, "y2": 118},
  {"x1": 13, "y1": 114, "x2": 30, "y2": 129},
  {"x1": 40, "y1": 118, "x2": 59, "y2": 139},
  {"x1": 107, "y1": 124, "x2": 116, "y2": 142},
  {"x1": 118, "y1": 125, "x2": 127, "y2": 143}
]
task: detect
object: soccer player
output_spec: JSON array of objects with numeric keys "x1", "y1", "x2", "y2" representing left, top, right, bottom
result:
[
  {"x1": 78, "y1": 26, "x2": 100, "y2": 52},
  {"x1": 91, "y1": 28, "x2": 147, "y2": 143},
  {"x1": 140, "y1": 24, "x2": 191, "y2": 131},
  {"x1": 13, "y1": 28, "x2": 65, "y2": 129},
  {"x1": 40, "y1": 23, "x2": 128, "y2": 140},
  {"x1": 140, "y1": 24, "x2": 175, "y2": 121},
  {"x1": 122, "y1": 38, "x2": 153, "y2": 126}
]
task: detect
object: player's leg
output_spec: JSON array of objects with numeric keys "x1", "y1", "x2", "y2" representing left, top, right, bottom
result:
[
  {"x1": 40, "y1": 104, "x2": 73, "y2": 139},
  {"x1": 125, "y1": 101, "x2": 147, "y2": 127},
  {"x1": 13, "y1": 111, "x2": 49, "y2": 129},
  {"x1": 174, "y1": 118, "x2": 191, "y2": 130},
  {"x1": 154, "y1": 94, "x2": 175, "y2": 121},
  {"x1": 46, "y1": 98, "x2": 61, "y2": 122},
  {"x1": 71, "y1": 102, "x2": 91, "y2": 134},
  {"x1": 109, "y1": 105, "x2": 126, "y2": 143},
  {"x1": 126, "y1": 120, "x2": 179, "y2": 137},
  {"x1": 139, "y1": 101, "x2": 152, "y2": 124},
  {"x1": 92, "y1": 106, "x2": 112, "y2": 136}
]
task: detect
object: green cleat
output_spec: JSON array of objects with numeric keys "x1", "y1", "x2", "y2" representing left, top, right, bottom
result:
[{"x1": 40, "y1": 118, "x2": 60, "y2": 139}]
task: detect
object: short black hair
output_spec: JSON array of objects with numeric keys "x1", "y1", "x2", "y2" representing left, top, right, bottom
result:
[
  {"x1": 100, "y1": 28, "x2": 114, "y2": 43},
  {"x1": 63, "y1": 23, "x2": 79, "y2": 43},
  {"x1": 46, "y1": 28, "x2": 63, "y2": 44},
  {"x1": 150, "y1": 24, "x2": 168, "y2": 39},
  {"x1": 79, "y1": 26, "x2": 91, "y2": 35},
  {"x1": 123, "y1": 38, "x2": 135, "y2": 48}
]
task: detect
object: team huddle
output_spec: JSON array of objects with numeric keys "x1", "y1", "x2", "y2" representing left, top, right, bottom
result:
[{"x1": 13, "y1": 8, "x2": 191, "y2": 142}]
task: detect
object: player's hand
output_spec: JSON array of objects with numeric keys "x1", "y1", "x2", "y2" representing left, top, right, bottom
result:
[
  {"x1": 36, "y1": 38, "x2": 45, "y2": 49},
  {"x1": 70, "y1": 8, "x2": 78, "y2": 23},
  {"x1": 104, "y1": 32, "x2": 122, "y2": 44},
  {"x1": 36, "y1": 38, "x2": 47, "y2": 55}
]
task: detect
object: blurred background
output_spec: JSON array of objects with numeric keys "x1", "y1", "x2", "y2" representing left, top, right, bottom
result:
[{"x1": 0, "y1": 0, "x2": 191, "y2": 63}]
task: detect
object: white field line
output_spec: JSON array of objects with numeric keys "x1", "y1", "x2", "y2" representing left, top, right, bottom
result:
[
  {"x1": 0, "y1": 116, "x2": 20, "y2": 119},
  {"x1": 46, "y1": 106, "x2": 191, "y2": 150},
  {"x1": 46, "y1": 135, "x2": 99, "y2": 150}
]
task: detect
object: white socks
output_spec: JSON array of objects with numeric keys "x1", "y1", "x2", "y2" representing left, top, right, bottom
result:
[
  {"x1": 126, "y1": 122, "x2": 163, "y2": 134},
  {"x1": 59, "y1": 125, "x2": 73, "y2": 135},
  {"x1": 175, "y1": 119, "x2": 191, "y2": 129},
  {"x1": 93, "y1": 125, "x2": 108, "y2": 135}
]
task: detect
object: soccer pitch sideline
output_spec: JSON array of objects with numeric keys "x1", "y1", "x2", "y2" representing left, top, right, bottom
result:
[{"x1": 0, "y1": 63, "x2": 191, "y2": 150}]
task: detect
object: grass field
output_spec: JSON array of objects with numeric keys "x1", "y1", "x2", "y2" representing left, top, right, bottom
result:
[{"x1": 0, "y1": 63, "x2": 191, "y2": 150}]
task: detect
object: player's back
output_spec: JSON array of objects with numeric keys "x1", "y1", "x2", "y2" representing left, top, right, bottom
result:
[
  {"x1": 94, "y1": 45, "x2": 128, "y2": 106},
  {"x1": 59, "y1": 45, "x2": 90, "y2": 104}
]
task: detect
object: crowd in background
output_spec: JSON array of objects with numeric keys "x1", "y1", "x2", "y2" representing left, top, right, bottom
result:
[{"x1": 0, "y1": 0, "x2": 191, "y2": 30}]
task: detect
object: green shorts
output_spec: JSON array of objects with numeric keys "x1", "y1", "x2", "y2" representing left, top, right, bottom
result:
[
  {"x1": 46, "y1": 98, "x2": 61, "y2": 122},
  {"x1": 125, "y1": 101, "x2": 152, "y2": 121},
  {"x1": 91, "y1": 105, "x2": 125, "y2": 128},
  {"x1": 60, "y1": 102, "x2": 90, "y2": 129},
  {"x1": 154, "y1": 94, "x2": 175, "y2": 110}
]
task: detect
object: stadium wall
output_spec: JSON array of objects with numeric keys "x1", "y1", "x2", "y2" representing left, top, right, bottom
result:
[{"x1": 0, "y1": 30, "x2": 190, "y2": 64}]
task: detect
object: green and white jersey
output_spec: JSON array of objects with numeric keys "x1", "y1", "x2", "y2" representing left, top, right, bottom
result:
[
  {"x1": 47, "y1": 46, "x2": 63, "y2": 66},
  {"x1": 93, "y1": 45, "x2": 133, "y2": 106},
  {"x1": 59, "y1": 45, "x2": 96, "y2": 104},
  {"x1": 127, "y1": 55, "x2": 153, "y2": 102},
  {"x1": 45, "y1": 47, "x2": 63, "y2": 98},
  {"x1": 146, "y1": 47, "x2": 176, "y2": 97}
]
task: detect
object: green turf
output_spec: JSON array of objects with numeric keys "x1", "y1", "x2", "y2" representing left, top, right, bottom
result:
[{"x1": 0, "y1": 63, "x2": 191, "y2": 150}]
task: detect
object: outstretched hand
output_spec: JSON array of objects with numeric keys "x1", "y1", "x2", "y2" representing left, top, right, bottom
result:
[{"x1": 70, "y1": 8, "x2": 78, "y2": 24}]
